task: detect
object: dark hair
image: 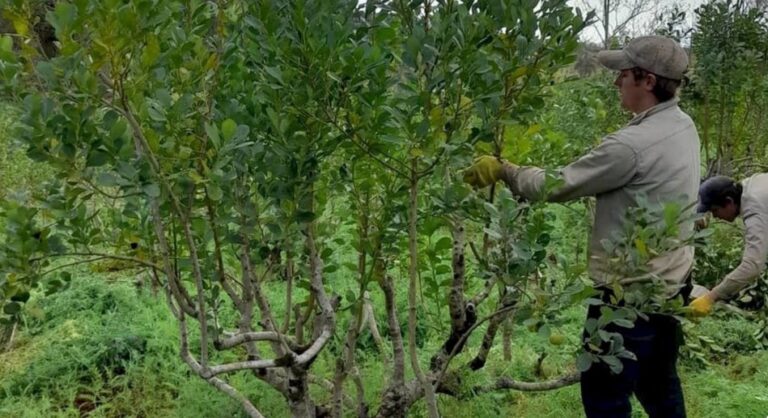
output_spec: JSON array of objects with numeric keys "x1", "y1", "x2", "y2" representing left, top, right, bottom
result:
[
  {"x1": 630, "y1": 67, "x2": 682, "y2": 102},
  {"x1": 699, "y1": 176, "x2": 742, "y2": 211}
]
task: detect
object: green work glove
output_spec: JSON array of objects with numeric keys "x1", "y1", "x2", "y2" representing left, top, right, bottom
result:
[
  {"x1": 689, "y1": 292, "x2": 716, "y2": 317},
  {"x1": 463, "y1": 156, "x2": 504, "y2": 188}
]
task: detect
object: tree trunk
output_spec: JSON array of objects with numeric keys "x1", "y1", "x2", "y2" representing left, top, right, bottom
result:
[
  {"x1": 287, "y1": 369, "x2": 316, "y2": 418},
  {"x1": 603, "y1": 0, "x2": 611, "y2": 49},
  {"x1": 407, "y1": 164, "x2": 440, "y2": 418},
  {"x1": 1, "y1": 321, "x2": 17, "y2": 352}
]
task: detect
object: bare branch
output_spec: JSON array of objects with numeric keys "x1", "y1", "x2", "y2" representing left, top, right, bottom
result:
[
  {"x1": 179, "y1": 316, "x2": 264, "y2": 418},
  {"x1": 208, "y1": 359, "x2": 279, "y2": 376},
  {"x1": 215, "y1": 332, "x2": 286, "y2": 349},
  {"x1": 448, "y1": 222, "x2": 467, "y2": 331},
  {"x1": 295, "y1": 328, "x2": 334, "y2": 366},
  {"x1": 39, "y1": 257, "x2": 108, "y2": 276},
  {"x1": 150, "y1": 205, "x2": 198, "y2": 317},
  {"x1": 33, "y1": 252, "x2": 160, "y2": 271},
  {"x1": 478, "y1": 372, "x2": 580, "y2": 392}
]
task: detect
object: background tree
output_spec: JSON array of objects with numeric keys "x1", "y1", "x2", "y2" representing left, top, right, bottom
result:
[
  {"x1": 577, "y1": 0, "x2": 661, "y2": 48},
  {"x1": 687, "y1": 0, "x2": 768, "y2": 176}
]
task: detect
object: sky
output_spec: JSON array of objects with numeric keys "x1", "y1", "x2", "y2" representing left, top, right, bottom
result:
[{"x1": 570, "y1": 0, "x2": 708, "y2": 45}]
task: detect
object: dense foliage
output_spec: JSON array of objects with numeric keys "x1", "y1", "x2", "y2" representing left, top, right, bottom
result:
[{"x1": 0, "y1": 0, "x2": 766, "y2": 417}]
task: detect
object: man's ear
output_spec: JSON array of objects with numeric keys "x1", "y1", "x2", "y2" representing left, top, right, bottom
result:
[{"x1": 645, "y1": 73, "x2": 657, "y2": 91}]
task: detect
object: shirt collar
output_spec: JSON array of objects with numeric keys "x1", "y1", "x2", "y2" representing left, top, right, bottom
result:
[{"x1": 628, "y1": 98, "x2": 679, "y2": 126}]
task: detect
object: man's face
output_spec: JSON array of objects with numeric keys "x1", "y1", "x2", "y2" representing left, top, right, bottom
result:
[
  {"x1": 710, "y1": 200, "x2": 739, "y2": 222},
  {"x1": 613, "y1": 69, "x2": 655, "y2": 113}
]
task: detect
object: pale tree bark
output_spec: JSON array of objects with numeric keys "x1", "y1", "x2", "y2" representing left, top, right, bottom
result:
[{"x1": 376, "y1": 269, "x2": 408, "y2": 418}]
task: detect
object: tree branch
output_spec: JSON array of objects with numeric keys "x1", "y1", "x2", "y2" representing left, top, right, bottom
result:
[
  {"x1": 214, "y1": 332, "x2": 287, "y2": 349},
  {"x1": 33, "y1": 252, "x2": 160, "y2": 271},
  {"x1": 477, "y1": 372, "x2": 580, "y2": 393},
  {"x1": 179, "y1": 315, "x2": 265, "y2": 418}
]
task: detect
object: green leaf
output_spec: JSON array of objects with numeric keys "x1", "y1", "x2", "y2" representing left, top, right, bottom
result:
[
  {"x1": 3, "y1": 302, "x2": 21, "y2": 315},
  {"x1": 86, "y1": 150, "x2": 110, "y2": 167},
  {"x1": 221, "y1": 119, "x2": 237, "y2": 141},
  {"x1": 36, "y1": 61, "x2": 55, "y2": 83},
  {"x1": 109, "y1": 119, "x2": 128, "y2": 141},
  {"x1": 10, "y1": 292, "x2": 30, "y2": 303},
  {"x1": 483, "y1": 202, "x2": 499, "y2": 216},
  {"x1": 434, "y1": 236, "x2": 453, "y2": 252},
  {"x1": 264, "y1": 66, "x2": 284, "y2": 84},
  {"x1": 147, "y1": 105, "x2": 166, "y2": 122},
  {"x1": 537, "y1": 324, "x2": 551, "y2": 338},
  {"x1": 143, "y1": 183, "x2": 161, "y2": 198},
  {"x1": 345, "y1": 290, "x2": 357, "y2": 303},
  {"x1": 0, "y1": 35, "x2": 16, "y2": 62},
  {"x1": 142, "y1": 35, "x2": 161, "y2": 67},
  {"x1": 576, "y1": 352, "x2": 593, "y2": 372},
  {"x1": 634, "y1": 239, "x2": 648, "y2": 259},
  {"x1": 0, "y1": 35, "x2": 12, "y2": 52},
  {"x1": 207, "y1": 183, "x2": 223, "y2": 201},
  {"x1": 95, "y1": 172, "x2": 120, "y2": 187},
  {"x1": 295, "y1": 211, "x2": 315, "y2": 223},
  {"x1": 205, "y1": 122, "x2": 220, "y2": 150},
  {"x1": 49, "y1": 2, "x2": 78, "y2": 36},
  {"x1": 612, "y1": 319, "x2": 635, "y2": 328},
  {"x1": 603, "y1": 355, "x2": 623, "y2": 374}
]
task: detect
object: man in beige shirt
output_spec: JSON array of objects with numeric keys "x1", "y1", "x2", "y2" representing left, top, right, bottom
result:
[
  {"x1": 690, "y1": 174, "x2": 768, "y2": 315},
  {"x1": 464, "y1": 36, "x2": 697, "y2": 418}
]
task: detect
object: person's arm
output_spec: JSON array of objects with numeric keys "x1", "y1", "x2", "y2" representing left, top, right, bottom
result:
[
  {"x1": 710, "y1": 208, "x2": 768, "y2": 301},
  {"x1": 498, "y1": 136, "x2": 638, "y2": 202}
]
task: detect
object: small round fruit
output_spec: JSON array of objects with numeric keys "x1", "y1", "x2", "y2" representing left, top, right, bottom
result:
[{"x1": 549, "y1": 333, "x2": 565, "y2": 346}]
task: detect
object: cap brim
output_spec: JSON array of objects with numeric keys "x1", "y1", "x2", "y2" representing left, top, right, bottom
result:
[
  {"x1": 696, "y1": 203, "x2": 710, "y2": 213},
  {"x1": 596, "y1": 50, "x2": 634, "y2": 71}
]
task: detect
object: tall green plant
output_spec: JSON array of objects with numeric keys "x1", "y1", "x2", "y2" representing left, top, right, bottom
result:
[
  {"x1": 689, "y1": 0, "x2": 768, "y2": 175},
  {"x1": 0, "y1": 0, "x2": 591, "y2": 416}
]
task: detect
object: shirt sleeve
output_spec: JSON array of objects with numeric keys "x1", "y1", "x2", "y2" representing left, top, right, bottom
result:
[
  {"x1": 499, "y1": 137, "x2": 638, "y2": 203},
  {"x1": 711, "y1": 206, "x2": 768, "y2": 300}
]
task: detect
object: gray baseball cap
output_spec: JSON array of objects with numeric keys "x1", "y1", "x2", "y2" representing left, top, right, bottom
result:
[{"x1": 597, "y1": 36, "x2": 688, "y2": 80}]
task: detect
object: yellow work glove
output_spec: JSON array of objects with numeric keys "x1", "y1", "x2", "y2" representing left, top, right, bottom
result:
[
  {"x1": 463, "y1": 156, "x2": 504, "y2": 188},
  {"x1": 689, "y1": 293, "x2": 716, "y2": 317}
]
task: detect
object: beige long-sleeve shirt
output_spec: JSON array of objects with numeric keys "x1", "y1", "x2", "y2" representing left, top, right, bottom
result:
[
  {"x1": 711, "y1": 173, "x2": 768, "y2": 300},
  {"x1": 500, "y1": 98, "x2": 701, "y2": 296}
]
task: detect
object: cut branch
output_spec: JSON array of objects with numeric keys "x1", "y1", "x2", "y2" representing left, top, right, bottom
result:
[{"x1": 477, "y1": 372, "x2": 580, "y2": 393}]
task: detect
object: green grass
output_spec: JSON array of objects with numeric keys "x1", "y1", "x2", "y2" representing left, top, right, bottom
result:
[{"x1": 1, "y1": 272, "x2": 766, "y2": 418}]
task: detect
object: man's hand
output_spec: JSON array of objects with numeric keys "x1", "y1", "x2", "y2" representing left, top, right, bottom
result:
[
  {"x1": 463, "y1": 156, "x2": 505, "y2": 188},
  {"x1": 689, "y1": 292, "x2": 716, "y2": 317}
]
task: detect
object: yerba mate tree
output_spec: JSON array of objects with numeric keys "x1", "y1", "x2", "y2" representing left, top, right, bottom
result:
[{"x1": 0, "y1": 0, "x2": 592, "y2": 416}]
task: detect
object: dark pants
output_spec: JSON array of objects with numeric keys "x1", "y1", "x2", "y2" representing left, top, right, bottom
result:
[{"x1": 580, "y1": 284, "x2": 691, "y2": 418}]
